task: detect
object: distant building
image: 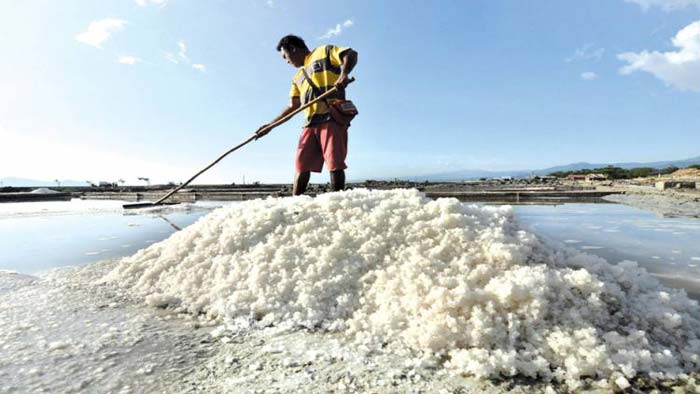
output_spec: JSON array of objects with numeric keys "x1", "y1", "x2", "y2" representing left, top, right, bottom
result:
[
  {"x1": 656, "y1": 181, "x2": 696, "y2": 190},
  {"x1": 566, "y1": 173, "x2": 608, "y2": 182},
  {"x1": 585, "y1": 173, "x2": 608, "y2": 181}
]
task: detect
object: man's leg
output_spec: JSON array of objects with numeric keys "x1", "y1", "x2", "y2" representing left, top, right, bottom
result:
[
  {"x1": 294, "y1": 125, "x2": 323, "y2": 196},
  {"x1": 330, "y1": 170, "x2": 345, "y2": 191},
  {"x1": 320, "y1": 121, "x2": 348, "y2": 192},
  {"x1": 293, "y1": 171, "x2": 311, "y2": 195}
]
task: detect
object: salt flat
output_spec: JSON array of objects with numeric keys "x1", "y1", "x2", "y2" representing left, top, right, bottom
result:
[{"x1": 2, "y1": 189, "x2": 700, "y2": 393}]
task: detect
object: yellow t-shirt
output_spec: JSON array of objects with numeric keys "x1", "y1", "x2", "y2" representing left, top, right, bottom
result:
[{"x1": 289, "y1": 45, "x2": 350, "y2": 125}]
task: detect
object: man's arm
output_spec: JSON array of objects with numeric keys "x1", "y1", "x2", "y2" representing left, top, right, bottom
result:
[
  {"x1": 335, "y1": 49, "x2": 358, "y2": 89},
  {"x1": 254, "y1": 96, "x2": 301, "y2": 140}
]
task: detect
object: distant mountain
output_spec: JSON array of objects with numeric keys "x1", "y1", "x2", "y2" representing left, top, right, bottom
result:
[
  {"x1": 0, "y1": 177, "x2": 89, "y2": 187},
  {"x1": 404, "y1": 156, "x2": 700, "y2": 182},
  {"x1": 5, "y1": 156, "x2": 700, "y2": 185},
  {"x1": 405, "y1": 169, "x2": 519, "y2": 182},
  {"x1": 533, "y1": 156, "x2": 700, "y2": 175}
]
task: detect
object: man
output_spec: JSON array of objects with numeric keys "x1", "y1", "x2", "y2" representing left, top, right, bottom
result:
[{"x1": 255, "y1": 35, "x2": 358, "y2": 195}]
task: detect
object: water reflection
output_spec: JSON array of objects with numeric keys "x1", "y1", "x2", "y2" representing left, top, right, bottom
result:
[
  {"x1": 0, "y1": 200, "x2": 222, "y2": 274},
  {"x1": 158, "y1": 215, "x2": 183, "y2": 231},
  {"x1": 511, "y1": 203, "x2": 700, "y2": 299}
]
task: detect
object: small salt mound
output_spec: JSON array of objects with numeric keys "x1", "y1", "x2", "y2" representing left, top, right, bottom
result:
[
  {"x1": 106, "y1": 189, "x2": 700, "y2": 389},
  {"x1": 30, "y1": 188, "x2": 60, "y2": 194}
]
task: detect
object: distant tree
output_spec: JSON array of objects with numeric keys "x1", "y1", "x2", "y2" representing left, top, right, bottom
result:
[
  {"x1": 595, "y1": 166, "x2": 625, "y2": 179},
  {"x1": 138, "y1": 177, "x2": 151, "y2": 186},
  {"x1": 550, "y1": 166, "x2": 678, "y2": 179},
  {"x1": 687, "y1": 164, "x2": 700, "y2": 170},
  {"x1": 660, "y1": 166, "x2": 679, "y2": 175},
  {"x1": 628, "y1": 167, "x2": 654, "y2": 178}
]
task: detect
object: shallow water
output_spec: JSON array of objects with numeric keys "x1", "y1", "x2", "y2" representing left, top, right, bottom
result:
[
  {"x1": 0, "y1": 199, "x2": 224, "y2": 274},
  {"x1": 512, "y1": 203, "x2": 700, "y2": 299}
]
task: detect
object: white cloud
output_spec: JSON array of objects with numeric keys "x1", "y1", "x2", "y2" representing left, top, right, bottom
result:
[
  {"x1": 565, "y1": 44, "x2": 605, "y2": 63},
  {"x1": 618, "y1": 20, "x2": 700, "y2": 92},
  {"x1": 135, "y1": 0, "x2": 167, "y2": 7},
  {"x1": 319, "y1": 19, "x2": 354, "y2": 40},
  {"x1": 165, "y1": 52, "x2": 178, "y2": 64},
  {"x1": 75, "y1": 18, "x2": 127, "y2": 49},
  {"x1": 118, "y1": 56, "x2": 142, "y2": 65},
  {"x1": 265, "y1": 0, "x2": 275, "y2": 7},
  {"x1": 177, "y1": 40, "x2": 189, "y2": 62},
  {"x1": 165, "y1": 40, "x2": 206, "y2": 71},
  {"x1": 624, "y1": 0, "x2": 700, "y2": 11},
  {"x1": 581, "y1": 72, "x2": 599, "y2": 80}
]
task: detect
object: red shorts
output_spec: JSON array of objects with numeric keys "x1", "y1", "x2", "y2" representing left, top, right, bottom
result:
[{"x1": 295, "y1": 120, "x2": 348, "y2": 173}]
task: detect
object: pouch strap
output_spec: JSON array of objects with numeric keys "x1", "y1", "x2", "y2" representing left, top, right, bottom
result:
[
  {"x1": 301, "y1": 68, "x2": 348, "y2": 124},
  {"x1": 300, "y1": 68, "x2": 326, "y2": 99}
]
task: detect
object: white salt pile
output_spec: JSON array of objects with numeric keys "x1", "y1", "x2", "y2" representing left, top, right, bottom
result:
[
  {"x1": 29, "y1": 187, "x2": 60, "y2": 194},
  {"x1": 106, "y1": 189, "x2": 700, "y2": 389}
]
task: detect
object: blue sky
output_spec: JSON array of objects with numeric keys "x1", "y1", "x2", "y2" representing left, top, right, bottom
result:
[{"x1": 1, "y1": 0, "x2": 699, "y2": 185}]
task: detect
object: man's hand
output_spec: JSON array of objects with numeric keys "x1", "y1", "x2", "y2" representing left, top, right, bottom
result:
[
  {"x1": 335, "y1": 49, "x2": 357, "y2": 90},
  {"x1": 254, "y1": 124, "x2": 272, "y2": 140},
  {"x1": 335, "y1": 74, "x2": 350, "y2": 89},
  {"x1": 255, "y1": 100, "x2": 299, "y2": 140}
]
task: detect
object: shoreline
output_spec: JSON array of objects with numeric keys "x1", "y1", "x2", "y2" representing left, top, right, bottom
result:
[
  {"x1": 1, "y1": 180, "x2": 622, "y2": 205},
  {"x1": 602, "y1": 186, "x2": 700, "y2": 218},
  {"x1": 3, "y1": 179, "x2": 700, "y2": 219}
]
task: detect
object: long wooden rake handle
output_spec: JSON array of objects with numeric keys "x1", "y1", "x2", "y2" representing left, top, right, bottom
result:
[{"x1": 152, "y1": 77, "x2": 355, "y2": 206}]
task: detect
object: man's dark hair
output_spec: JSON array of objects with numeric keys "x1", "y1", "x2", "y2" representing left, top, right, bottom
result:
[{"x1": 276, "y1": 35, "x2": 308, "y2": 52}]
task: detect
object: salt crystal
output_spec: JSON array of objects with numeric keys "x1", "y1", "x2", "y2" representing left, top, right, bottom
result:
[
  {"x1": 48, "y1": 341, "x2": 69, "y2": 351},
  {"x1": 615, "y1": 376, "x2": 630, "y2": 389}
]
